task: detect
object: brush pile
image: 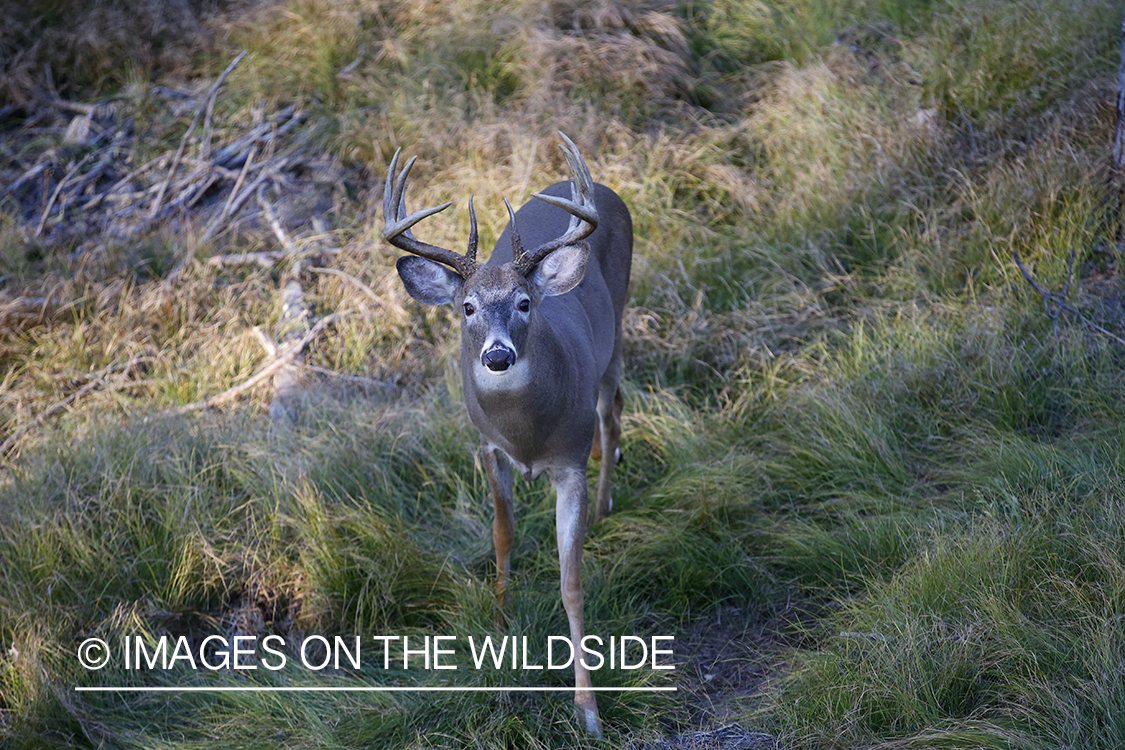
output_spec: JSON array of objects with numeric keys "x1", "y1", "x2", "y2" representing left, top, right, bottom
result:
[{"x1": 0, "y1": 53, "x2": 356, "y2": 256}]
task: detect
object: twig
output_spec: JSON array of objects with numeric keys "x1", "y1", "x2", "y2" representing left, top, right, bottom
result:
[
  {"x1": 184, "y1": 171, "x2": 219, "y2": 209},
  {"x1": 205, "y1": 246, "x2": 342, "y2": 269},
  {"x1": 1060, "y1": 247, "x2": 1077, "y2": 312},
  {"x1": 231, "y1": 157, "x2": 293, "y2": 212},
  {"x1": 50, "y1": 98, "x2": 99, "y2": 116},
  {"x1": 66, "y1": 150, "x2": 116, "y2": 201},
  {"x1": 35, "y1": 152, "x2": 94, "y2": 235},
  {"x1": 219, "y1": 143, "x2": 258, "y2": 222},
  {"x1": 257, "y1": 183, "x2": 296, "y2": 253},
  {"x1": 159, "y1": 310, "x2": 352, "y2": 417},
  {"x1": 206, "y1": 250, "x2": 288, "y2": 268},
  {"x1": 0, "y1": 355, "x2": 149, "y2": 462},
  {"x1": 212, "y1": 106, "x2": 302, "y2": 167},
  {"x1": 7, "y1": 162, "x2": 51, "y2": 196},
  {"x1": 1012, "y1": 248, "x2": 1125, "y2": 347},
  {"x1": 308, "y1": 265, "x2": 390, "y2": 309},
  {"x1": 252, "y1": 326, "x2": 278, "y2": 356},
  {"x1": 301, "y1": 363, "x2": 400, "y2": 392},
  {"x1": 109, "y1": 154, "x2": 171, "y2": 191},
  {"x1": 200, "y1": 82, "x2": 220, "y2": 164},
  {"x1": 1114, "y1": 7, "x2": 1125, "y2": 180},
  {"x1": 337, "y1": 17, "x2": 367, "y2": 77},
  {"x1": 1110, "y1": 8, "x2": 1125, "y2": 242},
  {"x1": 149, "y1": 50, "x2": 248, "y2": 219},
  {"x1": 197, "y1": 154, "x2": 294, "y2": 247}
]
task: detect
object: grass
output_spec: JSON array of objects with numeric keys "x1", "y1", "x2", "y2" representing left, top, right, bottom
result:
[{"x1": 4, "y1": 0, "x2": 1125, "y2": 747}]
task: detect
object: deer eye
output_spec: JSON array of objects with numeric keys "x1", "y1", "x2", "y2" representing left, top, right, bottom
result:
[
  {"x1": 463, "y1": 302, "x2": 476, "y2": 316},
  {"x1": 517, "y1": 298, "x2": 530, "y2": 313}
]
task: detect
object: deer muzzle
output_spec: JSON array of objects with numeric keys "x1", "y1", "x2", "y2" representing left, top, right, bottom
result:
[{"x1": 482, "y1": 344, "x2": 517, "y2": 372}]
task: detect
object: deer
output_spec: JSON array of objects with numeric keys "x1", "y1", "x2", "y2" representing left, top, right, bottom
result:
[{"x1": 381, "y1": 134, "x2": 632, "y2": 735}]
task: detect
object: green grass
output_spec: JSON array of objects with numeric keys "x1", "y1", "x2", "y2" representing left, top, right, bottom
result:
[{"x1": 4, "y1": 0, "x2": 1125, "y2": 747}]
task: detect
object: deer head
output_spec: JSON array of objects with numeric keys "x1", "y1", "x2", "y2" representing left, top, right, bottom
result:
[{"x1": 382, "y1": 134, "x2": 599, "y2": 379}]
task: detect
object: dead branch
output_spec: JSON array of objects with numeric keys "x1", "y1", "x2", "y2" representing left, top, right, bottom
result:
[
  {"x1": 252, "y1": 326, "x2": 278, "y2": 356},
  {"x1": 268, "y1": 274, "x2": 311, "y2": 423},
  {"x1": 308, "y1": 265, "x2": 394, "y2": 312},
  {"x1": 184, "y1": 171, "x2": 219, "y2": 209},
  {"x1": 0, "y1": 294, "x2": 56, "y2": 331},
  {"x1": 205, "y1": 250, "x2": 290, "y2": 268},
  {"x1": 301, "y1": 363, "x2": 400, "y2": 392},
  {"x1": 159, "y1": 309, "x2": 352, "y2": 417},
  {"x1": 197, "y1": 154, "x2": 296, "y2": 247},
  {"x1": 106, "y1": 154, "x2": 170, "y2": 194},
  {"x1": 149, "y1": 50, "x2": 248, "y2": 219},
  {"x1": 35, "y1": 151, "x2": 93, "y2": 235},
  {"x1": 212, "y1": 106, "x2": 303, "y2": 167},
  {"x1": 6, "y1": 83, "x2": 312, "y2": 253},
  {"x1": 220, "y1": 143, "x2": 258, "y2": 222},
  {"x1": 8, "y1": 162, "x2": 51, "y2": 195},
  {"x1": 337, "y1": 17, "x2": 368, "y2": 78},
  {"x1": 257, "y1": 183, "x2": 296, "y2": 253},
  {"x1": 0, "y1": 354, "x2": 150, "y2": 463},
  {"x1": 205, "y1": 247, "x2": 342, "y2": 269},
  {"x1": 1012, "y1": 248, "x2": 1125, "y2": 347}
]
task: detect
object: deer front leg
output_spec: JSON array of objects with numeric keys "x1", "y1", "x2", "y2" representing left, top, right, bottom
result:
[
  {"x1": 553, "y1": 467, "x2": 601, "y2": 736},
  {"x1": 482, "y1": 443, "x2": 515, "y2": 620}
]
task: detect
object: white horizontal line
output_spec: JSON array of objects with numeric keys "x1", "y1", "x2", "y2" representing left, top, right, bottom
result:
[{"x1": 75, "y1": 686, "x2": 676, "y2": 693}]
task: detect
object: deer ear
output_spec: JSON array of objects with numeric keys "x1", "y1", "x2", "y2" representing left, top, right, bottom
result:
[
  {"x1": 529, "y1": 243, "x2": 589, "y2": 297},
  {"x1": 396, "y1": 256, "x2": 463, "y2": 306}
]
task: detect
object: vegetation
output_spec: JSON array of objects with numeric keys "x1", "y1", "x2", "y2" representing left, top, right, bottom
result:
[{"x1": 2, "y1": 0, "x2": 1125, "y2": 747}]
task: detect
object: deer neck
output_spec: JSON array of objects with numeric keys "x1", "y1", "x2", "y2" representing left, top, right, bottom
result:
[{"x1": 463, "y1": 311, "x2": 590, "y2": 472}]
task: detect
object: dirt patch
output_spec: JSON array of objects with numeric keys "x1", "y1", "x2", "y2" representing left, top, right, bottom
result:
[{"x1": 638, "y1": 602, "x2": 822, "y2": 750}]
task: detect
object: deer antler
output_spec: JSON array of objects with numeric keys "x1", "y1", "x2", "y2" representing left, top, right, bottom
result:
[
  {"x1": 382, "y1": 149, "x2": 480, "y2": 279},
  {"x1": 512, "y1": 133, "x2": 600, "y2": 275}
]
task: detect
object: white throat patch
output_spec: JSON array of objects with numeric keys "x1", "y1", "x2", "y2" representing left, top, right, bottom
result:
[{"x1": 471, "y1": 356, "x2": 531, "y2": 392}]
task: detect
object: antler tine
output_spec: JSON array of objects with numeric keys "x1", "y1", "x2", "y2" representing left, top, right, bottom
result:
[
  {"x1": 503, "y1": 198, "x2": 526, "y2": 262},
  {"x1": 382, "y1": 148, "x2": 479, "y2": 279},
  {"x1": 516, "y1": 132, "x2": 600, "y2": 273},
  {"x1": 467, "y1": 195, "x2": 479, "y2": 263}
]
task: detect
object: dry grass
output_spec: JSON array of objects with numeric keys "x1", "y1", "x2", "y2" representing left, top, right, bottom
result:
[{"x1": 0, "y1": 0, "x2": 222, "y2": 105}]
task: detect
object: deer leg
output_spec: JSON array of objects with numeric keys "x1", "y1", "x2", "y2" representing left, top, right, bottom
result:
[
  {"x1": 592, "y1": 380, "x2": 623, "y2": 524},
  {"x1": 482, "y1": 443, "x2": 515, "y2": 622},
  {"x1": 553, "y1": 467, "x2": 601, "y2": 736}
]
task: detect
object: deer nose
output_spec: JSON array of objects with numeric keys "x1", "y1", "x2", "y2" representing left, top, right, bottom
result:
[{"x1": 482, "y1": 345, "x2": 516, "y2": 372}]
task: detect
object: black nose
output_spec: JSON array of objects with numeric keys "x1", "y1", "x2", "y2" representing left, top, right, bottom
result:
[{"x1": 483, "y1": 346, "x2": 516, "y2": 372}]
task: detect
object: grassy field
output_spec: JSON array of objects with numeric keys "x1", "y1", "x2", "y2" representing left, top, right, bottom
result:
[{"x1": 3, "y1": 0, "x2": 1125, "y2": 747}]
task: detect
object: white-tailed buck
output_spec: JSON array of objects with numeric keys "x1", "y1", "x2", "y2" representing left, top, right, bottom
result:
[{"x1": 382, "y1": 134, "x2": 632, "y2": 735}]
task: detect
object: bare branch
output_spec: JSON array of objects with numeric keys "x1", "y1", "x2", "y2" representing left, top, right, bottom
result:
[
  {"x1": 149, "y1": 50, "x2": 248, "y2": 219},
  {"x1": 257, "y1": 183, "x2": 296, "y2": 253},
  {"x1": 197, "y1": 154, "x2": 296, "y2": 247},
  {"x1": 1012, "y1": 248, "x2": 1125, "y2": 348},
  {"x1": 219, "y1": 143, "x2": 258, "y2": 223},
  {"x1": 308, "y1": 265, "x2": 386, "y2": 307},
  {"x1": 205, "y1": 246, "x2": 341, "y2": 269},
  {"x1": 252, "y1": 326, "x2": 278, "y2": 356},
  {"x1": 158, "y1": 309, "x2": 353, "y2": 417},
  {"x1": 301, "y1": 363, "x2": 400, "y2": 392},
  {"x1": 0, "y1": 354, "x2": 150, "y2": 463},
  {"x1": 35, "y1": 152, "x2": 94, "y2": 235}
]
